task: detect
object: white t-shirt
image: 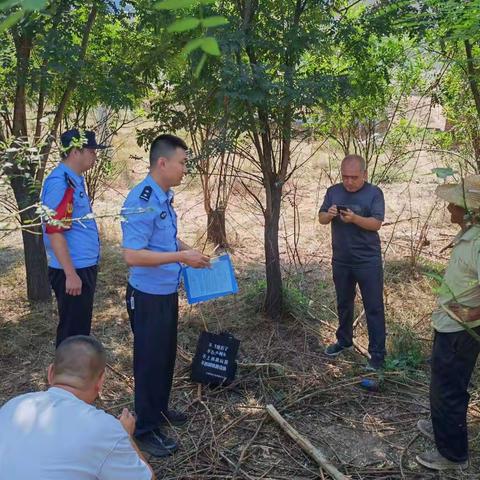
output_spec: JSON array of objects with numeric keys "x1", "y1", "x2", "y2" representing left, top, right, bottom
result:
[{"x1": 0, "y1": 387, "x2": 151, "y2": 480}]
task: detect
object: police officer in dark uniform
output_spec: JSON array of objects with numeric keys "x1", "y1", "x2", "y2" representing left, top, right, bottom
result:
[
  {"x1": 121, "y1": 134, "x2": 210, "y2": 457},
  {"x1": 41, "y1": 129, "x2": 105, "y2": 347}
]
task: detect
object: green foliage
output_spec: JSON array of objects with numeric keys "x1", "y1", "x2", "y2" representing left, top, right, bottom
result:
[
  {"x1": 282, "y1": 282, "x2": 311, "y2": 319},
  {"x1": 155, "y1": 0, "x2": 196, "y2": 10},
  {"x1": 201, "y1": 16, "x2": 228, "y2": 28},
  {"x1": 182, "y1": 37, "x2": 205, "y2": 54},
  {"x1": 242, "y1": 279, "x2": 267, "y2": 313},
  {"x1": 382, "y1": 0, "x2": 480, "y2": 173},
  {"x1": 0, "y1": 0, "x2": 46, "y2": 32},
  {"x1": 385, "y1": 323, "x2": 426, "y2": 372},
  {"x1": 0, "y1": 9, "x2": 22, "y2": 31},
  {"x1": 404, "y1": 0, "x2": 480, "y2": 43},
  {"x1": 433, "y1": 59, "x2": 480, "y2": 173},
  {"x1": 423, "y1": 271, "x2": 450, "y2": 297},
  {"x1": 310, "y1": 28, "x2": 427, "y2": 182},
  {"x1": 242, "y1": 278, "x2": 311, "y2": 319},
  {"x1": 200, "y1": 36, "x2": 220, "y2": 56},
  {"x1": 0, "y1": 2, "x2": 149, "y2": 125},
  {"x1": 153, "y1": 0, "x2": 228, "y2": 77},
  {"x1": 167, "y1": 16, "x2": 200, "y2": 32}
]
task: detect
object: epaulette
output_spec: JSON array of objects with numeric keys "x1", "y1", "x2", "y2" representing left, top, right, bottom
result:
[
  {"x1": 65, "y1": 173, "x2": 75, "y2": 189},
  {"x1": 139, "y1": 186, "x2": 152, "y2": 201}
]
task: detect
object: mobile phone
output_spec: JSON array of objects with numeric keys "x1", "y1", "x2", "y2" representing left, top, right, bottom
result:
[{"x1": 337, "y1": 205, "x2": 348, "y2": 212}]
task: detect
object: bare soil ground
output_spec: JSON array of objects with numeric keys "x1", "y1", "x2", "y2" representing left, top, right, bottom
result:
[{"x1": 1, "y1": 133, "x2": 480, "y2": 479}]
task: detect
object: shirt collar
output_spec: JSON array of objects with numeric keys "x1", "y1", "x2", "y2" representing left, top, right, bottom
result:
[
  {"x1": 48, "y1": 386, "x2": 82, "y2": 402},
  {"x1": 146, "y1": 174, "x2": 174, "y2": 203},
  {"x1": 58, "y1": 162, "x2": 83, "y2": 186}
]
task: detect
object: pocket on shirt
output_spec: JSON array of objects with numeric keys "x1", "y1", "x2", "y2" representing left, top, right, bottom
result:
[
  {"x1": 74, "y1": 195, "x2": 92, "y2": 218},
  {"x1": 153, "y1": 219, "x2": 175, "y2": 245}
]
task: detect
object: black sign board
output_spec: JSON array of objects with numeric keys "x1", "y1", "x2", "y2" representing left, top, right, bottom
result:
[{"x1": 191, "y1": 331, "x2": 240, "y2": 386}]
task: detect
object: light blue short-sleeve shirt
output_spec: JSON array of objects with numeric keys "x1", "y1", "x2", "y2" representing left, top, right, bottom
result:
[
  {"x1": 121, "y1": 174, "x2": 182, "y2": 295},
  {"x1": 41, "y1": 162, "x2": 100, "y2": 269},
  {"x1": 0, "y1": 387, "x2": 151, "y2": 480}
]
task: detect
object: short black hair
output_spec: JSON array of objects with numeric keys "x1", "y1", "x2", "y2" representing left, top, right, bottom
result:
[
  {"x1": 150, "y1": 134, "x2": 188, "y2": 167},
  {"x1": 54, "y1": 335, "x2": 106, "y2": 383}
]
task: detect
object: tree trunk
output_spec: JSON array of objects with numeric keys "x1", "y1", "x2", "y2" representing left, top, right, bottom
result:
[
  {"x1": 21, "y1": 224, "x2": 50, "y2": 301},
  {"x1": 9, "y1": 30, "x2": 50, "y2": 301},
  {"x1": 12, "y1": 34, "x2": 32, "y2": 138},
  {"x1": 207, "y1": 207, "x2": 228, "y2": 248},
  {"x1": 464, "y1": 40, "x2": 480, "y2": 172},
  {"x1": 263, "y1": 181, "x2": 283, "y2": 320},
  {"x1": 10, "y1": 176, "x2": 50, "y2": 301},
  {"x1": 465, "y1": 40, "x2": 480, "y2": 121}
]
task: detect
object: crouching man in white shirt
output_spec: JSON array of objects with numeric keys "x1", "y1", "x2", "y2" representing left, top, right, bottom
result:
[{"x1": 0, "y1": 335, "x2": 154, "y2": 480}]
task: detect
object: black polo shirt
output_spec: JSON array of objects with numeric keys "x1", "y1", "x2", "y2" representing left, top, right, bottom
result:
[{"x1": 319, "y1": 182, "x2": 385, "y2": 266}]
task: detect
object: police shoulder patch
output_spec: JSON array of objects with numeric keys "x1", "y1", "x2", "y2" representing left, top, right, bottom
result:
[{"x1": 139, "y1": 186, "x2": 152, "y2": 201}]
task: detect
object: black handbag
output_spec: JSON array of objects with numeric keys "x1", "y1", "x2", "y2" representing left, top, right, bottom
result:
[{"x1": 190, "y1": 331, "x2": 240, "y2": 386}]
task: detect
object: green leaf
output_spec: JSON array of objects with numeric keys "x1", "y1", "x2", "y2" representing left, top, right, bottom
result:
[
  {"x1": 424, "y1": 271, "x2": 443, "y2": 284},
  {"x1": 0, "y1": 0, "x2": 20, "y2": 11},
  {"x1": 21, "y1": 0, "x2": 47, "y2": 11},
  {"x1": 182, "y1": 37, "x2": 204, "y2": 55},
  {"x1": 199, "y1": 0, "x2": 215, "y2": 4},
  {"x1": 0, "y1": 10, "x2": 23, "y2": 32},
  {"x1": 201, "y1": 16, "x2": 229, "y2": 28},
  {"x1": 154, "y1": 0, "x2": 195, "y2": 10},
  {"x1": 194, "y1": 52, "x2": 207, "y2": 78},
  {"x1": 201, "y1": 36, "x2": 220, "y2": 56},
  {"x1": 167, "y1": 17, "x2": 200, "y2": 33},
  {"x1": 432, "y1": 167, "x2": 457, "y2": 179}
]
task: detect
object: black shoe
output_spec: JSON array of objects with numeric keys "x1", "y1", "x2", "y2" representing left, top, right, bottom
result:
[
  {"x1": 324, "y1": 342, "x2": 351, "y2": 357},
  {"x1": 158, "y1": 409, "x2": 188, "y2": 427},
  {"x1": 364, "y1": 359, "x2": 384, "y2": 372},
  {"x1": 135, "y1": 430, "x2": 178, "y2": 458}
]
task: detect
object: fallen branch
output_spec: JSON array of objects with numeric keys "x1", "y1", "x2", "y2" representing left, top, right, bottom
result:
[
  {"x1": 266, "y1": 404, "x2": 350, "y2": 480},
  {"x1": 239, "y1": 362, "x2": 286, "y2": 375}
]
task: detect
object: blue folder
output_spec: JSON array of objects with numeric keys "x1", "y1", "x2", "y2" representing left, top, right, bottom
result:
[{"x1": 183, "y1": 254, "x2": 239, "y2": 304}]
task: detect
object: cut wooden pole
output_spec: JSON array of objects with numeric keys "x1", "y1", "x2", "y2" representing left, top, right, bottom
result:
[{"x1": 266, "y1": 404, "x2": 350, "y2": 480}]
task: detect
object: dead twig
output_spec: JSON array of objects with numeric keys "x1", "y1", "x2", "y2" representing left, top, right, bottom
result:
[
  {"x1": 399, "y1": 432, "x2": 420, "y2": 479},
  {"x1": 266, "y1": 404, "x2": 350, "y2": 480}
]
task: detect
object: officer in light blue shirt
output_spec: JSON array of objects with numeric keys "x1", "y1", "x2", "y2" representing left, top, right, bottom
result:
[
  {"x1": 121, "y1": 134, "x2": 210, "y2": 458},
  {"x1": 41, "y1": 129, "x2": 105, "y2": 347},
  {"x1": 122, "y1": 176, "x2": 181, "y2": 295}
]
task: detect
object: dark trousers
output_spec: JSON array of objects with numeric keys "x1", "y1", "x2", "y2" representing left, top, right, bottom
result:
[
  {"x1": 332, "y1": 262, "x2": 386, "y2": 363},
  {"x1": 126, "y1": 284, "x2": 178, "y2": 437},
  {"x1": 430, "y1": 327, "x2": 480, "y2": 462},
  {"x1": 49, "y1": 265, "x2": 97, "y2": 348}
]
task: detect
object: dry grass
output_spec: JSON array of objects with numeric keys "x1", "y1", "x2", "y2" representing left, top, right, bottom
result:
[{"x1": 1, "y1": 139, "x2": 480, "y2": 479}]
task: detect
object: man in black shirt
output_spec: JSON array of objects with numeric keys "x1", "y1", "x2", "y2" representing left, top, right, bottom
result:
[{"x1": 319, "y1": 154, "x2": 386, "y2": 370}]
